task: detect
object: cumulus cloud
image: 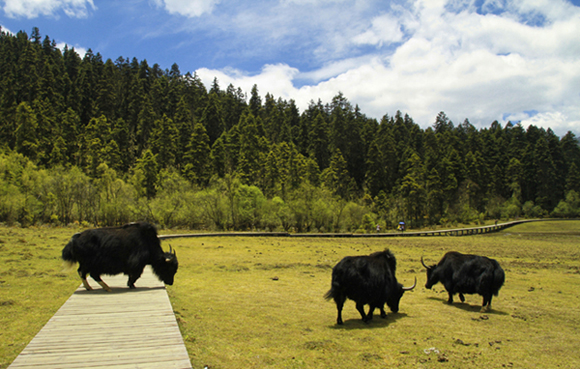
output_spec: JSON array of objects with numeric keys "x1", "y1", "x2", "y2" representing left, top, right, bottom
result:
[
  {"x1": 353, "y1": 13, "x2": 404, "y2": 46},
  {"x1": 56, "y1": 42, "x2": 87, "y2": 58},
  {"x1": 2, "y1": 0, "x2": 95, "y2": 18},
  {"x1": 197, "y1": 64, "x2": 300, "y2": 100},
  {"x1": 195, "y1": 0, "x2": 580, "y2": 136},
  {"x1": 153, "y1": 0, "x2": 219, "y2": 17}
]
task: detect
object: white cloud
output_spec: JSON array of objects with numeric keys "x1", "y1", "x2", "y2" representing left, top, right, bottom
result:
[
  {"x1": 194, "y1": 0, "x2": 580, "y2": 136},
  {"x1": 153, "y1": 0, "x2": 219, "y2": 17},
  {"x1": 2, "y1": 0, "x2": 95, "y2": 18},
  {"x1": 352, "y1": 13, "x2": 404, "y2": 46},
  {"x1": 520, "y1": 111, "x2": 580, "y2": 135},
  {"x1": 197, "y1": 64, "x2": 300, "y2": 100},
  {"x1": 56, "y1": 42, "x2": 87, "y2": 58},
  {"x1": 0, "y1": 24, "x2": 14, "y2": 34}
]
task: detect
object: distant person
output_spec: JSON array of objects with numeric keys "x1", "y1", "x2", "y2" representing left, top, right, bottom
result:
[
  {"x1": 398, "y1": 222, "x2": 405, "y2": 232},
  {"x1": 376, "y1": 224, "x2": 380, "y2": 233}
]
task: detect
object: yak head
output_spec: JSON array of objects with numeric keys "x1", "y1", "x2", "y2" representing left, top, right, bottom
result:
[
  {"x1": 421, "y1": 256, "x2": 438, "y2": 289},
  {"x1": 386, "y1": 277, "x2": 417, "y2": 313},
  {"x1": 154, "y1": 245, "x2": 179, "y2": 285}
]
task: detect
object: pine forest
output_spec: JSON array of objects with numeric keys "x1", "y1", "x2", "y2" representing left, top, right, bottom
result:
[{"x1": 1, "y1": 28, "x2": 579, "y2": 230}]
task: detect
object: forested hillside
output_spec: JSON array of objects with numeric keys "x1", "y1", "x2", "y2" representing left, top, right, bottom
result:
[{"x1": 1, "y1": 28, "x2": 579, "y2": 230}]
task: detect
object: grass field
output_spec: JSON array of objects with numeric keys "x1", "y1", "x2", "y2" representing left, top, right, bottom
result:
[{"x1": 1, "y1": 221, "x2": 579, "y2": 368}]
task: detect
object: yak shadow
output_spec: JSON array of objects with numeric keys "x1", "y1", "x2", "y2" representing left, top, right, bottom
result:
[
  {"x1": 426, "y1": 296, "x2": 508, "y2": 316},
  {"x1": 74, "y1": 286, "x2": 166, "y2": 295},
  {"x1": 329, "y1": 312, "x2": 408, "y2": 330}
]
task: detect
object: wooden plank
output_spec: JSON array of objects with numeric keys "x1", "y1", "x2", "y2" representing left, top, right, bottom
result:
[{"x1": 8, "y1": 266, "x2": 192, "y2": 369}]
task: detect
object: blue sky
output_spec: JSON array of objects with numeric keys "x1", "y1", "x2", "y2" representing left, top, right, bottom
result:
[{"x1": 1, "y1": 0, "x2": 580, "y2": 137}]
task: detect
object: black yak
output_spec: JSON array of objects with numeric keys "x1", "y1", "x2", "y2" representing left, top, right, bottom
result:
[
  {"x1": 62, "y1": 222, "x2": 178, "y2": 291},
  {"x1": 325, "y1": 249, "x2": 416, "y2": 325},
  {"x1": 421, "y1": 251, "x2": 505, "y2": 312}
]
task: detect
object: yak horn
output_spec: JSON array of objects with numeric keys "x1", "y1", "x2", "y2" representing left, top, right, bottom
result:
[
  {"x1": 165, "y1": 245, "x2": 176, "y2": 261},
  {"x1": 421, "y1": 256, "x2": 430, "y2": 270},
  {"x1": 403, "y1": 277, "x2": 417, "y2": 291}
]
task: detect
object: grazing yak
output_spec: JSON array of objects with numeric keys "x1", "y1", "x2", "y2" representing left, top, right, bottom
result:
[
  {"x1": 62, "y1": 222, "x2": 178, "y2": 292},
  {"x1": 325, "y1": 249, "x2": 416, "y2": 325},
  {"x1": 421, "y1": 251, "x2": 505, "y2": 312}
]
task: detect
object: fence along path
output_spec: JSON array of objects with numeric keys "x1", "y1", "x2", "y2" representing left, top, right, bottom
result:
[{"x1": 8, "y1": 266, "x2": 192, "y2": 369}]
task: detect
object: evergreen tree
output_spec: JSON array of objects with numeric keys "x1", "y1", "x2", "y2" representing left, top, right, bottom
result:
[
  {"x1": 249, "y1": 84, "x2": 262, "y2": 119},
  {"x1": 399, "y1": 150, "x2": 426, "y2": 221},
  {"x1": 236, "y1": 111, "x2": 266, "y2": 185},
  {"x1": 96, "y1": 58, "x2": 118, "y2": 120},
  {"x1": 183, "y1": 122, "x2": 211, "y2": 186},
  {"x1": 110, "y1": 118, "x2": 133, "y2": 172},
  {"x1": 149, "y1": 114, "x2": 179, "y2": 169},
  {"x1": 201, "y1": 91, "x2": 225, "y2": 145},
  {"x1": 566, "y1": 162, "x2": 580, "y2": 193},
  {"x1": 211, "y1": 134, "x2": 228, "y2": 178},
  {"x1": 82, "y1": 115, "x2": 110, "y2": 175},
  {"x1": 534, "y1": 136, "x2": 557, "y2": 210},
  {"x1": 425, "y1": 167, "x2": 444, "y2": 223},
  {"x1": 14, "y1": 102, "x2": 39, "y2": 162},
  {"x1": 309, "y1": 112, "x2": 330, "y2": 170},
  {"x1": 135, "y1": 149, "x2": 158, "y2": 199},
  {"x1": 321, "y1": 149, "x2": 355, "y2": 199},
  {"x1": 506, "y1": 157, "x2": 523, "y2": 202},
  {"x1": 365, "y1": 140, "x2": 387, "y2": 197},
  {"x1": 60, "y1": 108, "x2": 81, "y2": 165},
  {"x1": 136, "y1": 94, "x2": 156, "y2": 153}
]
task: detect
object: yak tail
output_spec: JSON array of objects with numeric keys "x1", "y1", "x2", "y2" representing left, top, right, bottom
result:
[
  {"x1": 324, "y1": 280, "x2": 340, "y2": 300},
  {"x1": 61, "y1": 234, "x2": 80, "y2": 263},
  {"x1": 324, "y1": 289, "x2": 334, "y2": 300},
  {"x1": 61, "y1": 237, "x2": 78, "y2": 272}
]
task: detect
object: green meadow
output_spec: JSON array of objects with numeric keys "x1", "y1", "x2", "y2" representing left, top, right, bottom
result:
[{"x1": 1, "y1": 221, "x2": 579, "y2": 368}]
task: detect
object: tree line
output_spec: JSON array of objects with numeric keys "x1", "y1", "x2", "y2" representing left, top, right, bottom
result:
[{"x1": 1, "y1": 27, "x2": 579, "y2": 230}]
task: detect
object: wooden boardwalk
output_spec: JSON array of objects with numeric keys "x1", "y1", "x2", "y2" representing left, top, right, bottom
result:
[
  {"x1": 8, "y1": 266, "x2": 192, "y2": 369},
  {"x1": 159, "y1": 219, "x2": 556, "y2": 240}
]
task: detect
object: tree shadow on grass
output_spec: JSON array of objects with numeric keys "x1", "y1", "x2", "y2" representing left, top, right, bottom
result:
[
  {"x1": 328, "y1": 312, "x2": 408, "y2": 330},
  {"x1": 426, "y1": 296, "x2": 508, "y2": 316}
]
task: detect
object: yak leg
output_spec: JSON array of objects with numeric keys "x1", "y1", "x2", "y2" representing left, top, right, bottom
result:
[
  {"x1": 379, "y1": 304, "x2": 387, "y2": 319},
  {"x1": 90, "y1": 272, "x2": 112, "y2": 292},
  {"x1": 366, "y1": 305, "x2": 376, "y2": 322},
  {"x1": 355, "y1": 302, "x2": 368, "y2": 322},
  {"x1": 334, "y1": 295, "x2": 346, "y2": 325},
  {"x1": 127, "y1": 275, "x2": 139, "y2": 289},
  {"x1": 78, "y1": 270, "x2": 92, "y2": 291},
  {"x1": 481, "y1": 295, "x2": 492, "y2": 312},
  {"x1": 459, "y1": 293, "x2": 465, "y2": 303},
  {"x1": 127, "y1": 270, "x2": 143, "y2": 289},
  {"x1": 446, "y1": 291, "x2": 454, "y2": 304}
]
